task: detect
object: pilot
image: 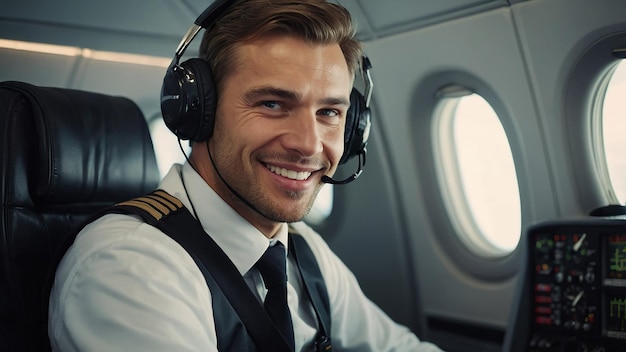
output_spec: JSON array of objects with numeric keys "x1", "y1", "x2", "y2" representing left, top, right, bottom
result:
[{"x1": 48, "y1": 0, "x2": 443, "y2": 351}]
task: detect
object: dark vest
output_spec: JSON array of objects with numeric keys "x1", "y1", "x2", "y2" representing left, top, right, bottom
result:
[
  {"x1": 205, "y1": 232, "x2": 330, "y2": 351},
  {"x1": 47, "y1": 190, "x2": 332, "y2": 352}
]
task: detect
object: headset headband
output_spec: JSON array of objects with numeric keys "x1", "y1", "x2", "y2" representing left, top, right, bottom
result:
[{"x1": 171, "y1": 0, "x2": 237, "y2": 69}]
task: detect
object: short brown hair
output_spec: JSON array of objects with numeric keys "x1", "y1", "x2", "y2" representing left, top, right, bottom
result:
[{"x1": 199, "y1": 0, "x2": 362, "y2": 92}]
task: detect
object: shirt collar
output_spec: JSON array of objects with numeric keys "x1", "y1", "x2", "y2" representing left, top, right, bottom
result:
[{"x1": 160, "y1": 163, "x2": 289, "y2": 275}]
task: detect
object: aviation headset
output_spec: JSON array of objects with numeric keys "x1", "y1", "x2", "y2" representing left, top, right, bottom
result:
[{"x1": 161, "y1": 0, "x2": 373, "y2": 167}]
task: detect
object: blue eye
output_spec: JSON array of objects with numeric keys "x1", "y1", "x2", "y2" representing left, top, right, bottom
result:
[
  {"x1": 262, "y1": 101, "x2": 281, "y2": 109},
  {"x1": 319, "y1": 109, "x2": 339, "y2": 117}
]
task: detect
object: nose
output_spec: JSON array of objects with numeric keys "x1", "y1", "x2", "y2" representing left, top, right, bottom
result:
[{"x1": 281, "y1": 111, "x2": 323, "y2": 157}]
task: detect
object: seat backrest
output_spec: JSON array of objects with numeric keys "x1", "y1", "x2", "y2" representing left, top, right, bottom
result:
[{"x1": 0, "y1": 81, "x2": 160, "y2": 351}]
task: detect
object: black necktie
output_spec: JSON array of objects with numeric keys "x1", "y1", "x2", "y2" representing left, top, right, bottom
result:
[{"x1": 255, "y1": 242, "x2": 295, "y2": 351}]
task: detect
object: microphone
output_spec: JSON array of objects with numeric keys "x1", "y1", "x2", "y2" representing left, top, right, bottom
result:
[{"x1": 321, "y1": 150, "x2": 366, "y2": 185}]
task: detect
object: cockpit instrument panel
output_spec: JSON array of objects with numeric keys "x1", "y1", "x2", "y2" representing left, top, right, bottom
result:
[{"x1": 528, "y1": 219, "x2": 626, "y2": 352}]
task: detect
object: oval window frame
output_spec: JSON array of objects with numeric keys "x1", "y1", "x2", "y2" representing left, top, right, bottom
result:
[
  {"x1": 410, "y1": 71, "x2": 525, "y2": 281},
  {"x1": 564, "y1": 32, "x2": 626, "y2": 211},
  {"x1": 433, "y1": 91, "x2": 522, "y2": 258}
]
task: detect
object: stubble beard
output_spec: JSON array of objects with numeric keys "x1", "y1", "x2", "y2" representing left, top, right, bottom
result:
[{"x1": 212, "y1": 142, "x2": 323, "y2": 223}]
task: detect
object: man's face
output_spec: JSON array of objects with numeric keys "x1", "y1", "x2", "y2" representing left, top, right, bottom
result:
[{"x1": 209, "y1": 34, "x2": 352, "y2": 225}]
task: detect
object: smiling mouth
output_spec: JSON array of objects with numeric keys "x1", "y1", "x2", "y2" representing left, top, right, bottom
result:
[{"x1": 266, "y1": 164, "x2": 312, "y2": 181}]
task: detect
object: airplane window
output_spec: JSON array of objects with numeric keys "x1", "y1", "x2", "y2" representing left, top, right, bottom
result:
[
  {"x1": 148, "y1": 116, "x2": 334, "y2": 225},
  {"x1": 601, "y1": 60, "x2": 626, "y2": 203},
  {"x1": 304, "y1": 185, "x2": 334, "y2": 226},
  {"x1": 149, "y1": 116, "x2": 190, "y2": 178},
  {"x1": 434, "y1": 93, "x2": 521, "y2": 256}
]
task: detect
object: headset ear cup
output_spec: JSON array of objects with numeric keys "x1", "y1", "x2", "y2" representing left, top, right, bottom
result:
[
  {"x1": 184, "y1": 58, "x2": 218, "y2": 141},
  {"x1": 160, "y1": 58, "x2": 217, "y2": 141},
  {"x1": 340, "y1": 88, "x2": 371, "y2": 164}
]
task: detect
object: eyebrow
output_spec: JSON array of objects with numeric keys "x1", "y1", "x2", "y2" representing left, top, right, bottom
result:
[{"x1": 244, "y1": 86, "x2": 350, "y2": 107}]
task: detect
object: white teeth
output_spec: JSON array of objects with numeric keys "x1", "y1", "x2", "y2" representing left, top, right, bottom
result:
[{"x1": 267, "y1": 165, "x2": 312, "y2": 180}]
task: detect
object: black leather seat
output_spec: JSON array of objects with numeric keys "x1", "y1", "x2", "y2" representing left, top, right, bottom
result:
[{"x1": 0, "y1": 81, "x2": 160, "y2": 351}]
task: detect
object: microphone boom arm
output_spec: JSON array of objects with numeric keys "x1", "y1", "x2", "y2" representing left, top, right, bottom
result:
[{"x1": 321, "y1": 149, "x2": 366, "y2": 185}]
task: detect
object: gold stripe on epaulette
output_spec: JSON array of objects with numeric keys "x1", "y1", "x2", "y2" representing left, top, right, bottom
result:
[
  {"x1": 147, "y1": 194, "x2": 178, "y2": 212},
  {"x1": 153, "y1": 190, "x2": 183, "y2": 209},
  {"x1": 115, "y1": 191, "x2": 184, "y2": 221},
  {"x1": 116, "y1": 199, "x2": 164, "y2": 220},
  {"x1": 139, "y1": 196, "x2": 171, "y2": 214}
]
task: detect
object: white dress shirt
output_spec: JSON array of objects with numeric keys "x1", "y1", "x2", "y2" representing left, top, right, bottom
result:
[{"x1": 49, "y1": 163, "x2": 443, "y2": 351}]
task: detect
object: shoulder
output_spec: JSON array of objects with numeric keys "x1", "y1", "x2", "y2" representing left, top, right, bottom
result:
[
  {"x1": 49, "y1": 211, "x2": 217, "y2": 350},
  {"x1": 57, "y1": 212, "x2": 204, "y2": 285},
  {"x1": 52, "y1": 211, "x2": 211, "y2": 316},
  {"x1": 74, "y1": 213, "x2": 174, "y2": 255}
]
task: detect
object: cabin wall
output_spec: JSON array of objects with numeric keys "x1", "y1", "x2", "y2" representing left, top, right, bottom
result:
[{"x1": 330, "y1": 0, "x2": 626, "y2": 350}]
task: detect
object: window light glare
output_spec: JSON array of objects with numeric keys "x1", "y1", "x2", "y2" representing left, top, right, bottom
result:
[
  {"x1": 89, "y1": 50, "x2": 171, "y2": 67},
  {"x1": 0, "y1": 39, "x2": 82, "y2": 57},
  {"x1": 0, "y1": 39, "x2": 170, "y2": 67}
]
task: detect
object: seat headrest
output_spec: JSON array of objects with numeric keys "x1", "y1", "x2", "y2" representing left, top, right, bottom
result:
[{"x1": 1, "y1": 81, "x2": 160, "y2": 205}]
